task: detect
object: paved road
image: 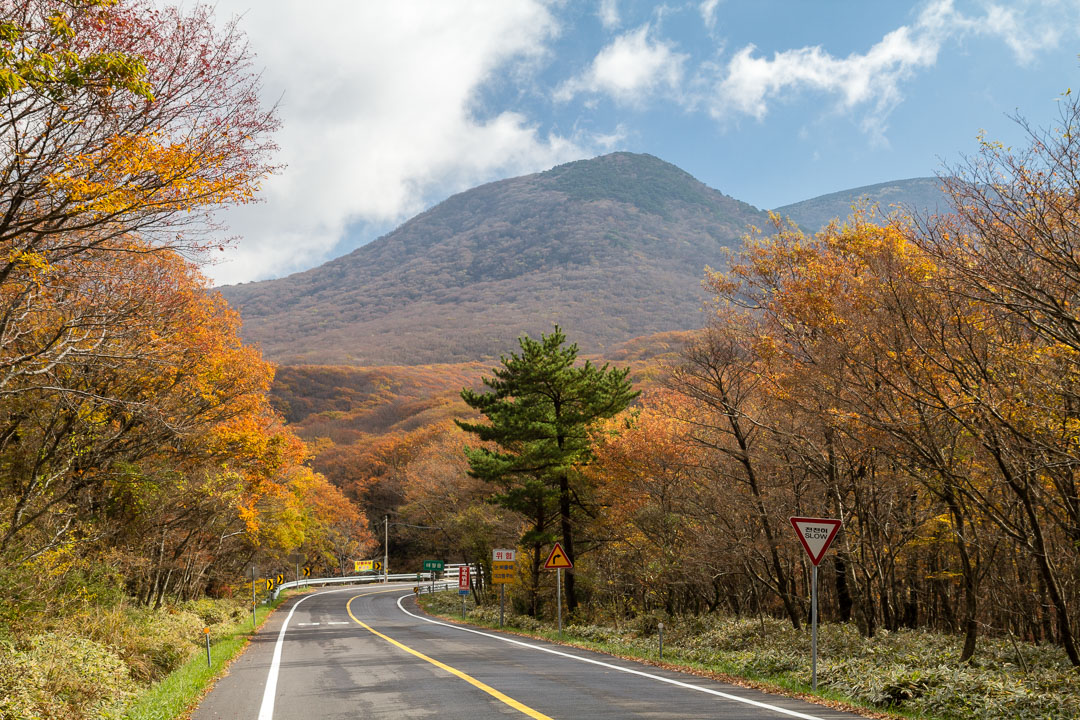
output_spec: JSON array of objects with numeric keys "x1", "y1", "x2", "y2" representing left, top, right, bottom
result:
[{"x1": 193, "y1": 584, "x2": 866, "y2": 719}]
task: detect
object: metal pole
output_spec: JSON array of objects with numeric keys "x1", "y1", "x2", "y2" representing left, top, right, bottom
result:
[
  {"x1": 461, "y1": 591, "x2": 466, "y2": 619},
  {"x1": 384, "y1": 516, "x2": 389, "y2": 584},
  {"x1": 556, "y1": 568, "x2": 563, "y2": 638},
  {"x1": 658, "y1": 622, "x2": 664, "y2": 660},
  {"x1": 251, "y1": 564, "x2": 257, "y2": 631},
  {"x1": 295, "y1": 559, "x2": 299, "y2": 590},
  {"x1": 204, "y1": 628, "x2": 211, "y2": 667},
  {"x1": 500, "y1": 584, "x2": 505, "y2": 627},
  {"x1": 811, "y1": 565, "x2": 819, "y2": 691}
]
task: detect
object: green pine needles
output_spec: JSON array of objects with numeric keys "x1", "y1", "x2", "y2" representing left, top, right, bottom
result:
[{"x1": 458, "y1": 326, "x2": 638, "y2": 615}]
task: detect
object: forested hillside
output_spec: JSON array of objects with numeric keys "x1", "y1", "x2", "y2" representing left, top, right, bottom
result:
[
  {"x1": 268, "y1": 331, "x2": 691, "y2": 548},
  {"x1": 220, "y1": 153, "x2": 769, "y2": 365}
]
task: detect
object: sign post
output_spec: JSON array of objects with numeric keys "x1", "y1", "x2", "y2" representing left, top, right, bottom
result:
[
  {"x1": 290, "y1": 551, "x2": 303, "y2": 590},
  {"x1": 492, "y1": 549, "x2": 516, "y2": 627},
  {"x1": 423, "y1": 560, "x2": 444, "y2": 594},
  {"x1": 543, "y1": 542, "x2": 573, "y2": 637},
  {"x1": 790, "y1": 517, "x2": 843, "y2": 691},
  {"x1": 459, "y1": 564, "x2": 471, "y2": 619},
  {"x1": 250, "y1": 564, "x2": 257, "y2": 630}
]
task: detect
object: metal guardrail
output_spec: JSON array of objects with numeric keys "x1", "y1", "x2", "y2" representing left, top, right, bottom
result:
[
  {"x1": 416, "y1": 580, "x2": 456, "y2": 594},
  {"x1": 269, "y1": 566, "x2": 482, "y2": 601},
  {"x1": 271, "y1": 573, "x2": 431, "y2": 600}
]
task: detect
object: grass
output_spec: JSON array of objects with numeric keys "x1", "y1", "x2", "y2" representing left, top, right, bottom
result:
[
  {"x1": 417, "y1": 591, "x2": 1080, "y2": 720},
  {"x1": 120, "y1": 592, "x2": 291, "y2": 720}
]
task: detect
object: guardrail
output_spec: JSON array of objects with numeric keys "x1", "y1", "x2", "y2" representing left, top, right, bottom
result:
[
  {"x1": 269, "y1": 567, "x2": 482, "y2": 601},
  {"x1": 271, "y1": 573, "x2": 433, "y2": 600},
  {"x1": 415, "y1": 580, "x2": 456, "y2": 594}
]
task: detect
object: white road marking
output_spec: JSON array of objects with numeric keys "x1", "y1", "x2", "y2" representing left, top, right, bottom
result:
[
  {"x1": 297, "y1": 622, "x2": 321, "y2": 626},
  {"x1": 258, "y1": 585, "x2": 414, "y2": 720},
  {"x1": 396, "y1": 595, "x2": 832, "y2": 720},
  {"x1": 326, "y1": 621, "x2": 350, "y2": 625},
  {"x1": 258, "y1": 592, "x2": 323, "y2": 720}
]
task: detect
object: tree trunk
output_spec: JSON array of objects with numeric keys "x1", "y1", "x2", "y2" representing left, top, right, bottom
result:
[{"x1": 559, "y1": 470, "x2": 577, "y2": 614}]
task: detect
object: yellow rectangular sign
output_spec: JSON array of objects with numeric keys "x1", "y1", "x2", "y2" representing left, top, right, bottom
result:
[
  {"x1": 491, "y1": 561, "x2": 516, "y2": 584},
  {"x1": 355, "y1": 560, "x2": 373, "y2": 572}
]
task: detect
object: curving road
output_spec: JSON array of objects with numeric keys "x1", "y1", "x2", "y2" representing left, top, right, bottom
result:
[{"x1": 192, "y1": 584, "x2": 866, "y2": 719}]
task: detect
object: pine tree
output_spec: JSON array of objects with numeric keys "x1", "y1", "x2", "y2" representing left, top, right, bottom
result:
[{"x1": 457, "y1": 326, "x2": 638, "y2": 613}]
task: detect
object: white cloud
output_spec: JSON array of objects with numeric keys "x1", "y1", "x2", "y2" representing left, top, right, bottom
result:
[
  {"x1": 205, "y1": 1, "x2": 591, "y2": 285},
  {"x1": 598, "y1": 0, "x2": 620, "y2": 30},
  {"x1": 700, "y1": 0, "x2": 721, "y2": 30},
  {"x1": 555, "y1": 25, "x2": 687, "y2": 105},
  {"x1": 703, "y1": 0, "x2": 1076, "y2": 136},
  {"x1": 982, "y1": 3, "x2": 1062, "y2": 63}
]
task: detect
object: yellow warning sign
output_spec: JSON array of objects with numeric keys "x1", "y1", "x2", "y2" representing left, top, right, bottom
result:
[
  {"x1": 491, "y1": 561, "x2": 516, "y2": 584},
  {"x1": 543, "y1": 542, "x2": 573, "y2": 570}
]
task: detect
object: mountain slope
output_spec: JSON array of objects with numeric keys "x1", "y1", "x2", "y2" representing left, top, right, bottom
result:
[
  {"x1": 775, "y1": 177, "x2": 953, "y2": 232},
  {"x1": 220, "y1": 153, "x2": 769, "y2": 365}
]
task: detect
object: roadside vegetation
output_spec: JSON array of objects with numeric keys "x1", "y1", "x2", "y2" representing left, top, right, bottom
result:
[
  {"x1": 419, "y1": 591, "x2": 1080, "y2": 720},
  {"x1": 0, "y1": 555, "x2": 288, "y2": 720},
  {"x1": 0, "y1": 2, "x2": 369, "y2": 718}
]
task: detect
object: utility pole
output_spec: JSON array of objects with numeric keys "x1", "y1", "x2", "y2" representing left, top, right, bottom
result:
[{"x1": 384, "y1": 515, "x2": 389, "y2": 583}]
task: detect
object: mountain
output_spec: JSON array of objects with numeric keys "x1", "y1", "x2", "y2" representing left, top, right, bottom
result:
[
  {"x1": 219, "y1": 153, "x2": 770, "y2": 366},
  {"x1": 775, "y1": 177, "x2": 953, "y2": 232}
]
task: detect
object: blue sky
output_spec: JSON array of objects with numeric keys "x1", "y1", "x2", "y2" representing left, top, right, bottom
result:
[{"x1": 209, "y1": 0, "x2": 1080, "y2": 285}]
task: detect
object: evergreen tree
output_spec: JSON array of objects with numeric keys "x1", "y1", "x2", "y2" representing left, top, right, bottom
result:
[{"x1": 457, "y1": 326, "x2": 638, "y2": 613}]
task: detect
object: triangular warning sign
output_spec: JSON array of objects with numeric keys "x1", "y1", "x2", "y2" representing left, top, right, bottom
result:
[
  {"x1": 543, "y1": 541, "x2": 573, "y2": 569},
  {"x1": 790, "y1": 517, "x2": 843, "y2": 566}
]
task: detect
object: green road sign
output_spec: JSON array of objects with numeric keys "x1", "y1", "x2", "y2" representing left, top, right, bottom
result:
[{"x1": 422, "y1": 559, "x2": 444, "y2": 572}]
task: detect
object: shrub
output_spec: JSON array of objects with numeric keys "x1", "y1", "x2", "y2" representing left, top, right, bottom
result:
[{"x1": 0, "y1": 633, "x2": 134, "y2": 720}]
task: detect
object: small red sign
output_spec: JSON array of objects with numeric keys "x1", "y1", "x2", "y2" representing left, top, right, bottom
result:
[
  {"x1": 790, "y1": 517, "x2": 843, "y2": 566},
  {"x1": 459, "y1": 565, "x2": 471, "y2": 590}
]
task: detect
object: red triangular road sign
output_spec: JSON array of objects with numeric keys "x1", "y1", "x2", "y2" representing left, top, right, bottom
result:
[
  {"x1": 543, "y1": 541, "x2": 573, "y2": 569},
  {"x1": 790, "y1": 517, "x2": 842, "y2": 566}
]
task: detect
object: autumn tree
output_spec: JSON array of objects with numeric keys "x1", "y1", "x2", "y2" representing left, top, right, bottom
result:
[
  {"x1": 669, "y1": 319, "x2": 807, "y2": 629},
  {"x1": 0, "y1": 0, "x2": 298, "y2": 607},
  {"x1": 911, "y1": 96, "x2": 1080, "y2": 665},
  {"x1": 0, "y1": 0, "x2": 277, "y2": 424},
  {"x1": 458, "y1": 326, "x2": 638, "y2": 614}
]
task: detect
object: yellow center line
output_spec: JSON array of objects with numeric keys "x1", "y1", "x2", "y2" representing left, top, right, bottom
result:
[{"x1": 346, "y1": 594, "x2": 553, "y2": 720}]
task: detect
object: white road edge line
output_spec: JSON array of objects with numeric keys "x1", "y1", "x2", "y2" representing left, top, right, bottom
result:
[
  {"x1": 257, "y1": 590, "x2": 324, "y2": 720},
  {"x1": 257, "y1": 585, "x2": 411, "y2": 720},
  {"x1": 395, "y1": 595, "x2": 831, "y2": 720}
]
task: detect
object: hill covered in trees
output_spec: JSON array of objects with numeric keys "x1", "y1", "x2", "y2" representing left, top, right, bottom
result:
[
  {"x1": 220, "y1": 152, "x2": 771, "y2": 365},
  {"x1": 221, "y1": 157, "x2": 954, "y2": 367}
]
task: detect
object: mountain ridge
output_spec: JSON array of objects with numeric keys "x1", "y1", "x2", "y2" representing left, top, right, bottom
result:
[
  {"x1": 220, "y1": 153, "x2": 948, "y2": 366},
  {"x1": 220, "y1": 152, "x2": 769, "y2": 365}
]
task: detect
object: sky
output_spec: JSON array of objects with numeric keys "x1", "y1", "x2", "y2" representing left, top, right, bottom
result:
[{"x1": 206, "y1": 0, "x2": 1080, "y2": 286}]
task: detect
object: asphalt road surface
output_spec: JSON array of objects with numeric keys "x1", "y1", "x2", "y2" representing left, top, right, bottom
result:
[{"x1": 192, "y1": 584, "x2": 866, "y2": 719}]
